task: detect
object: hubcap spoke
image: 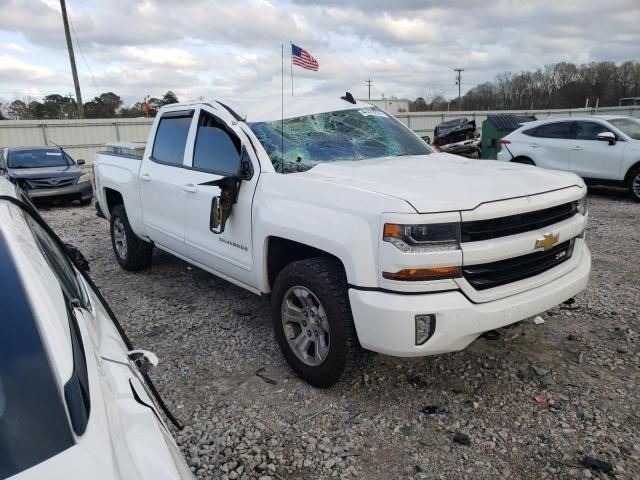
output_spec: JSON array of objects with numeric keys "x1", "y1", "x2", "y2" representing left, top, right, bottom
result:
[{"x1": 281, "y1": 285, "x2": 330, "y2": 367}]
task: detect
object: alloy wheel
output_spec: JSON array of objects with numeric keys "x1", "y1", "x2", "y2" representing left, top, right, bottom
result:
[
  {"x1": 113, "y1": 217, "x2": 128, "y2": 260},
  {"x1": 281, "y1": 286, "x2": 330, "y2": 367}
]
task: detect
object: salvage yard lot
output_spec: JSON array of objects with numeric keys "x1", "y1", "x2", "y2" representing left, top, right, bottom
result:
[{"x1": 41, "y1": 190, "x2": 639, "y2": 480}]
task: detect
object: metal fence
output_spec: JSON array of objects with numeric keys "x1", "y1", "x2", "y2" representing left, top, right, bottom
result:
[
  {"x1": 394, "y1": 105, "x2": 640, "y2": 138},
  {"x1": 1, "y1": 105, "x2": 639, "y2": 164},
  {"x1": 0, "y1": 118, "x2": 153, "y2": 164}
]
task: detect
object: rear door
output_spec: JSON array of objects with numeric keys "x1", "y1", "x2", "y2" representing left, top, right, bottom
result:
[
  {"x1": 523, "y1": 121, "x2": 574, "y2": 171},
  {"x1": 570, "y1": 120, "x2": 625, "y2": 180},
  {"x1": 139, "y1": 109, "x2": 196, "y2": 254},
  {"x1": 182, "y1": 106, "x2": 260, "y2": 289}
]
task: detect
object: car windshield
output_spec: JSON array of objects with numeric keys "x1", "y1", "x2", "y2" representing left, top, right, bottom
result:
[
  {"x1": 0, "y1": 231, "x2": 74, "y2": 479},
  {"x1": 249, "y1": 107, "x2": 432, "y2": 173},
  {"x1": 608, "y1": 118, "x2": 640, "y2": 140},
  {"x1": 7, "y1": 148, "x2": 71, "y2": 169}
]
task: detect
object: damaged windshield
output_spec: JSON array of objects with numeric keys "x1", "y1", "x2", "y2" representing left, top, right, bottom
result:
[{"x1": 249, "y1": 107, "x2": 432, "y2": 173}]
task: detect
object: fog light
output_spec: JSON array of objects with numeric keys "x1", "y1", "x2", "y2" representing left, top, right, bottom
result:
[{"x1": 415, "y1": 314, "x2": 436, "y2": 345}]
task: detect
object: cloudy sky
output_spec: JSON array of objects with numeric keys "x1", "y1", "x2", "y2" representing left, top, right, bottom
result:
[{"x1": 0, "y1": 0, "x2": 638, "y2": 105}]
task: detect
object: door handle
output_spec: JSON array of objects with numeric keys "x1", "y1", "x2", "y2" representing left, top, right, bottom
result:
[
  {"x1": 140, "y1": 173, "x2": 151, "y2": 182},
  {"x1": 572, "y1": 146, "x2": 583, "y2": 151},
  {"x1": 182, "y1": 183, "x2": 197, "y2": 193},
  {"x1": 529, "y1": 144, "x2": 539, "y2": 148}
]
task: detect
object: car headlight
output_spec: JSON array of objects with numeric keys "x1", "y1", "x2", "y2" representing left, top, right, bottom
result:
[
  {"x1": 383, "y1": 222, "x2": 461, "y2": 252},
  {"x1": 575, "y1": 195, "x2": 588, "y2": 215},
  {"x1": 78, "y1": 173, "x2": 91, "y2": 183}
]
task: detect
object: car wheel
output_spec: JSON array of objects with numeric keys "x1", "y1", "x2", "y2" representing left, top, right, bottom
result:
[
  {"x1": 110, "y1": 204, "x2": 153, "y2": 271},
  {"x1": 511, "y1": 157, "x2": 535, "y2": 166},
  {"x1": 271, "y1": 257, "x2": 359, "y2": 388},
  {"x1": 628, "y1": 167, "x2": 640, "y2": 202},
  {"x1": 80, "y1": 198, "x2": 92, "y2": 206}
]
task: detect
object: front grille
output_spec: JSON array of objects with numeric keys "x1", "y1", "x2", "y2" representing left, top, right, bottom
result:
[
  {"x1": 27, "y1": 178, "x2": 76, "y2": 189},
  {"x1": 461, "y1": 202, "x2": 576, "y2": 242},
  {"x1": 462, "y1": 240, "x2": 574, "y2": 290}
]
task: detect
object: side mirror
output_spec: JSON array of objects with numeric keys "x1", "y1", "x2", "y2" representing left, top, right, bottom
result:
[
  {"x1": 65, "y1": 243, "x2": 90, "y2": 272},
  {"x1": 127, "y1": 349, "x2": 159, "y2": 374},
  {"x1": 77, "y1": 159, "x2": 86, "y2": 165},
  {"x1": 210, "y1": 196, "x2": 226, "y2": 234},
  {"x1": 597, "y1": 132, "x2": 616, "y2": 145}
]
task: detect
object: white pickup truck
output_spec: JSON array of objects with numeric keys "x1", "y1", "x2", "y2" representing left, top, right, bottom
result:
[{"x1": 94, "y1": 95, "x2": 591, "y2": 387}]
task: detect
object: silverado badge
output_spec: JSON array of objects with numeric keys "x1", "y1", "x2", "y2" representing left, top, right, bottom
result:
[{"x1": 535, "y1": 233, "x2": 559, "y2": 251}]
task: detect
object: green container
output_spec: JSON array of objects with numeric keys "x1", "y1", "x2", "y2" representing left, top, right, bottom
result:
[{"x1": 481, "y1": 114, "x2": 536, "y2": 160}]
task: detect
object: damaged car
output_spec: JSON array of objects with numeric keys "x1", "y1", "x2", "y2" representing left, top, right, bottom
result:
[
  {"x1": 94, "y1": 94, "x2": 590, "y2": 387},
  {"x1": 428, "y1": 117, "x2": 480, "y2": 157},
  {"x1": 0, "y1": 178, "x2": 192, "y2": 480}
]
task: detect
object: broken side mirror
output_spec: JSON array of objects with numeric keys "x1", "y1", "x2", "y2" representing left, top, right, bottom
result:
[
  {"x1": 128, "y1": 349, "x2": 159, "y2": 374},
  {"x1": 210, "y1": 195, "x2": 226, "y2": 234},
  {"x1": 65, "y1": 242, "x2": 90, "y2": 272},
  {"x1": 597, "y1": 131, "x2": 616, "y2": 145},
  {"x1": 207, "y1": 145, "x2": 254, "y2": 234}
]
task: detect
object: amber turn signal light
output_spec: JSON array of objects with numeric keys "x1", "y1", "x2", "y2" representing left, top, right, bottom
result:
[{"x1": 382, "y1": 266, "x2": 461, "y2": 281}]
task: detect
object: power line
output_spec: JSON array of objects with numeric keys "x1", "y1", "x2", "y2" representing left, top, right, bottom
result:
[
  {"x1": 365, "y1": 78, "x2": 374, "y2": 100},
  {"x1": 68, "y1": 7, "x2": 100, "y2": 96},
  {"x1": 454, "y1": 68, "x2": 464, "y2": 111}
]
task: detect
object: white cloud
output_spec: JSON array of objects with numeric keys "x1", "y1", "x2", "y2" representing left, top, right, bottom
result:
[
  {"x1": 0, "y1": 0, "x2": 637, "y2": 104},
  {"x1": 0, "y1": 42, "x2": 26, "y2": 53}
]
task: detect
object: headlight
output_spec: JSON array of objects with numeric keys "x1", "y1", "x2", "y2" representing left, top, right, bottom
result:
[
  {"x1": 383, "y1": 222, "x2": 461, "y2": 252},
  {"x1": 78, "y1": 173, "x2": 91, "y2": 183},
  {"x1": 575, "y1": 195, "x2": 588, "y2": 215}
]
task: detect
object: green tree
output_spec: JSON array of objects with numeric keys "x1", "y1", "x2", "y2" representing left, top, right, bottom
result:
[
  {"x1": 84, "y1": 92, "x2": 123, "y2": 118},
  {"x1": 160, "y1": 90, "x2": 179, "y2": 106},
  {"x1": 7, "y1": 100, "x2": 31, "y2": 119}
]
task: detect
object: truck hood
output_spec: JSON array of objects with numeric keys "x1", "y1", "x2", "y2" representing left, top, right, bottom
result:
[
  {"x1": 301, "y1": 153, "x2": 584, "y2": 212},
  {"x1": 8, "y1": 165, "x2": 83, "y2": 180}
]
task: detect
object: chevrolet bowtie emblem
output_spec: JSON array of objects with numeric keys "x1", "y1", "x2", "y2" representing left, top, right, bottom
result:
[{"x1": 535, "y1": 233, "x2": 559, "y2": 251}]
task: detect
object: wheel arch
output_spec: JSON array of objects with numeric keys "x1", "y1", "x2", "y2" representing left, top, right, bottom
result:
[
  {"x1": 624, "y1": 160, "x2": 640, "y2": 184},
  {"x1": 264, "y1": 236, "x2": 348, "y2": 293},
  {"x1": 511, "y1": 156, "x2": 535, "y2": 165}
]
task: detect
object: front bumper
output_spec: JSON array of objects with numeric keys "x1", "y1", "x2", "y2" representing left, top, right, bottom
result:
[
  {"x1": 27, "y1": 181, "x2": 93, "y2": 200},
  {"x1": 349, "y1": 244, "x2": 591, "y2": 357}
]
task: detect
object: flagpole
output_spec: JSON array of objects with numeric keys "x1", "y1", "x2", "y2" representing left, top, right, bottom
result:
[{"x1": 290, "y1": 41, "x2": 294, "y2": 96}]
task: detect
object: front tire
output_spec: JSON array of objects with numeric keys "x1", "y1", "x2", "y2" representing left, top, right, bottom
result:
[
  {"x1": 110, "y1": 204, "x2": 153, "y2": 271},
  {"x1": 627, "y1": 167, "x2": 640, "y2": 202},
  {"x1": 271, "y1": 257, "x2": 359, "y2": 388}
]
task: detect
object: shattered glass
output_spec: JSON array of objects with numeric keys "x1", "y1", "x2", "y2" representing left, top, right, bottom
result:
[{"x1": 249, "y1": 107, "x2": 432, "y2": 173}]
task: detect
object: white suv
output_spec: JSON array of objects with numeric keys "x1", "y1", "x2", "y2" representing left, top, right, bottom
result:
[{"x1": 497, "y1": 115, "x2": 640, "y2": 201}]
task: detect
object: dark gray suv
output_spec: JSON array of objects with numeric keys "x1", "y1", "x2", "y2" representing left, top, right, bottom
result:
[{"x1": 0, "y1": 146, "x2": 93, "y2": 205}]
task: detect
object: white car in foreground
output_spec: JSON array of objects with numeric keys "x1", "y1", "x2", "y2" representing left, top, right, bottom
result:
[
  {"x1": 497, "y1": 115, "x2": 640, "y2": 201},
  {"x1": 0, "y1": 178, "x2": 192, "y2": 480},
  {"x1": 94, "y1": 95, "x2": 591, "y2": 387}
]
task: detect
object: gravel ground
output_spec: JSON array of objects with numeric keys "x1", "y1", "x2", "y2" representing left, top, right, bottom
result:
[{"x1": 40, "y1": 188, "x2": 639, "y2": 480}]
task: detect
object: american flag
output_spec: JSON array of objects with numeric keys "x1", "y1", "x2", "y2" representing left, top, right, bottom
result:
[{"x1": 291, "y1": 43, "x2": 319, "y2": 71}]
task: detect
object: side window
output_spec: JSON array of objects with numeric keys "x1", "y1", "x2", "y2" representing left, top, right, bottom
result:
[
  {"x1": 26, "y1": 216, "x2": 89, "y2": 308},
  {"x1": 151, "y1": 111, "x2": 194, "y2": 166},
  {"x1": 24, "y1": 214, "x2": 91, "y2": 435},
  {"x1": 533, "y1": 122, "x2": 574, "y2": 139},
  {"x1": 193, "y1": 111, "x2": 241, "y2": 175},
  {"x1": 575, "y1": 121, "x2": 613, "y2": 140}
]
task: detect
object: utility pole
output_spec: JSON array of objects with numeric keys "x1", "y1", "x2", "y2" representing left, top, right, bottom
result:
[
  {"x1": 454, "y1": 68, "x2": 464, "y2": 111},
  {"x1": 365, "y1": 78, "x2": 374, "y2": 100},
  {"x1": 60, "y1": 0, "x2": 84, "y2": 118}
]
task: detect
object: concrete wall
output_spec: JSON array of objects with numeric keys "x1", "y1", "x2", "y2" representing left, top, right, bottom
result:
[{"x1": 1, "y1": 105, "x2": 639, "y2": 164}]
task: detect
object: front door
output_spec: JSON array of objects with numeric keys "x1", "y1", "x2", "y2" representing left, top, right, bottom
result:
[
  {"x1": 570, "y1": 120, "x2": 625, "y2": 180},
  {"x1": 183, "y1": 107, "x2": 260, "y2": 289},
  {"x1": 139, "y1": 109, "x2": 196, "y2": 254}
]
